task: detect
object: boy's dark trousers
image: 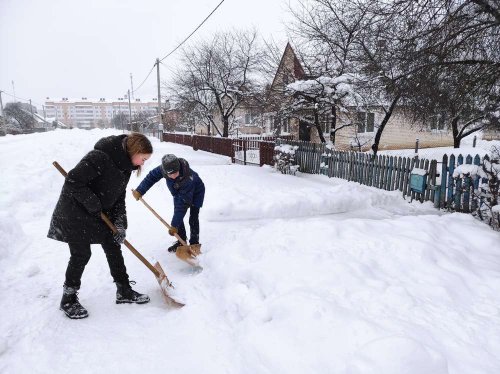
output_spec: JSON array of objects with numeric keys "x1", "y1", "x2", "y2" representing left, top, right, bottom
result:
[
  {"x1": 177, "y1": 207, "x2": 200, "y2": 244},
  {"x1": 64, "y1": 240, "x2": 129, "y2": 288}
]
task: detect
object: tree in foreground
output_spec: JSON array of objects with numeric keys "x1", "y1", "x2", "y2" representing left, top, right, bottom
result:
[{"x1": 169, "y1": 30, "x2": 264, "y2": 137}]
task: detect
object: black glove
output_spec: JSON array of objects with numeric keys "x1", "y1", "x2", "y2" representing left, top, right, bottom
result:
[
  {"x1": 182, "y1": 199, "x2": 192, "y2": 209},
  {"x1": 113, "y1": 215, "x2": 127, "y2": 245},
  {"x1": 113, "y1": 225, "x2": 126, "y2": 244}
]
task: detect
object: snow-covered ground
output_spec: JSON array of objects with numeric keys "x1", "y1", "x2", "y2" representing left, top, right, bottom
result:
[
  {"x1": 379, "y1": 133, "x2": 500, "y2": 160},
  {"x1": 1, "y1": 129, "x2": 499, "y2": 374}
]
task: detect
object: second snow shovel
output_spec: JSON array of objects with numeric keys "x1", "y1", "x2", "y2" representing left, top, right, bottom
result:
[
  {"x1": 53, "y1": 162, "x2": 184, "y2": 308},
  {"x1": 132, "y1": 190, "x2": 201, "y2": 267}
]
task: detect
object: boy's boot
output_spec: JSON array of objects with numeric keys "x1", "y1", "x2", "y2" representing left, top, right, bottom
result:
[
  {"x1": 167, "y1": 240, "x2": 182, "y2": 253},
  {"x1": 116, "y1": 281, "x2": 150, "y2": 304},
  {"x1": 60, "y1": 285, "x2": 89, "y2": 319}
]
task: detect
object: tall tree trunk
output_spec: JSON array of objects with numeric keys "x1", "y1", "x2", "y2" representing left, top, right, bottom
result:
[
  {"x1": 452, "y1": 116, "x2": 461, "y2": 148},
  {"x1": 314, "y1": 109, "x2": 326, "y2": 143},
  {"x1": 371, "y1": 95, "x2": 400, "y2": 157},
  {"x1": 330, "y1": 105, "x2": 337, "y2": 145},
  {"x1": 222, "y1": 116, "x2": 229, "y2": 137}
]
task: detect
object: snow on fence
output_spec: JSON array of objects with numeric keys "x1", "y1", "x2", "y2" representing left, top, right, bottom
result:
[
  {"x1": 276, "y1": 139, "x2": 490, "y2": 213},
  {"x1": 276, "y1": 139, "x2": 432, "y2": 201},
  {"x1": 435, "y1": 153, "x2": 483, "y2": 212},
  {"x1": 163, "y1": 133, "x2": 496, "y2": 221}
]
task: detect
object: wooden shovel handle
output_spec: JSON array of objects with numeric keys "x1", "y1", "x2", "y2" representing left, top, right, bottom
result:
[
  {"x1": 133, "y1": 190, "x2": 188, "y2": 246},
  {"x1": 52, "y1": 161, "x2": 160, "y2": 277}
]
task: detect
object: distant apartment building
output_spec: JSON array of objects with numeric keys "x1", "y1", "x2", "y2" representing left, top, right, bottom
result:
[{"x1": 44, "y1": 97, "x2": 160, "y2": 128}]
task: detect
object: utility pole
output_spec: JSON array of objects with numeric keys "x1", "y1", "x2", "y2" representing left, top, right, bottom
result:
[
  {"x1": 118, "y1": 102, "x2": 123, "y2": 132},
  {"x1": 0, "y1": 90, "x2": 4, "y2": 132},
  {"x1": 130, "y1": 73, "x2": 135, "y2": 100},
  {"x1": 127, "y1": 89, "x2": 132, "y2": 131},
  {"x1": 156, "y1": 58, "x2": 162, "y2": 126},
  {"x1": 29, "y1": 99, "x2": 34, "y2": 129},
  {"x1": 11, "y1": 81, "x2": 16, "y2": 102},
  {"x1": 42, "y1": 105, "x2": 47, "y2": 131},
  {"x1": 0, "y1": 90, "x2": 4, "y2": 117}
]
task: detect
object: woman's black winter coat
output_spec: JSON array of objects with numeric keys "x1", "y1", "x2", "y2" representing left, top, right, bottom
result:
[{"x1": 48, "y1": 135, "x2": 137, "y2": 243}]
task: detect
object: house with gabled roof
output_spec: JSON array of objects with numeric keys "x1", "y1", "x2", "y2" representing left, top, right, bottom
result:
[
  {"x1": 266, "y1": 43, "x2": 456, "y2": 151},
  {"x1": 264, "y1": 42, "x2": 306, "y2": 138}
]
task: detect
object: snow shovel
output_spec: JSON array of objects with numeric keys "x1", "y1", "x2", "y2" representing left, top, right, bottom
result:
[
  {"x1": 131, "y1": 190, "x2": 201, "y2": 267},
  {"x1": 52, "y1": 161, "x2": 184, "y2": 308}
]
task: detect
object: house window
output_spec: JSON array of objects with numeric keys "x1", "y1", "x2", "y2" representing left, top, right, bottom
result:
[
  {"x1": 430, "y1": 114, "x2": 446, "y2": 130},
  {"x1": 320, "y1": 112, "x2": 330, "y2": 134},
  {"x1": 274, "y1": 117, "x2": 290, "y2": 133},
  {"x1": 357, "y1": 112, "x2": 375, "y2": 133},
  {"x1": 245, "y1": 111, "x2": 258, "y2": 124},
  {"x1": 283, "y1": 118, "x2": 290, "y2": 133}
]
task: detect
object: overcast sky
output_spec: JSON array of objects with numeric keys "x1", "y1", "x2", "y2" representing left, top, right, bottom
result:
[{"x1": 0, "y1": 0, "x2": 293, "y2": 109}]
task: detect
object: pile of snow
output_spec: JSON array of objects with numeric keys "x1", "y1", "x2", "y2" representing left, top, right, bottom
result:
[
  {"x1": 379, "y1": 132, "x2": 500, "y2": 160},
  {"x1": 1, "y1": 129, "x2": 499, "y2": 373}
]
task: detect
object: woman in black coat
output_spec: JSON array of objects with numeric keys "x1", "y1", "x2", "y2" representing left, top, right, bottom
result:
[{"x1": 48, "y1": 133, "x2": 153, "y2": 319}]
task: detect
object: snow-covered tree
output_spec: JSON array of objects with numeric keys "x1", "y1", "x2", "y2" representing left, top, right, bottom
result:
[
  {"x1": 453, "y1": 146, "x2": 500, "y2": 230},
  {"x1": 285, "y1": 0, "x2": 368, "y2": 144},
  {"x1": 111, "y1": 113, "x2": 128, "y2": 130},
  {"x1": 169, "y1": 30, "x2": 265, "y2": 137},
  {"x1": 378, "y1": 0, "x2": 500, "y2": 148},
  {"x1": 287, "y1": 0, "x2": 500, "y2": 152},
  {"x1": 284, "y1": 75, "x2": 355, "y2": 143},
  {"x1": 4, "y1": 102, "x2": 36, "y2": 131}
]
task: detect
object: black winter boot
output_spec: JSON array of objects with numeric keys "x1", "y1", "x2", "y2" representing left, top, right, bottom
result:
[
  {"x1": 168, "y1": 241, "x2": 182, "y2": 253},
  {"x1": 116, "y1": 281, "x2": 150, "y2": 304},
  {"x1": 60, "y1": 285, "x2": 89, "y2": 319}
]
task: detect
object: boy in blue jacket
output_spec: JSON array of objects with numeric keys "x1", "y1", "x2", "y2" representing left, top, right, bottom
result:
[{"x1": 133, "y1": 154, "x2": 205, "y2": 252}]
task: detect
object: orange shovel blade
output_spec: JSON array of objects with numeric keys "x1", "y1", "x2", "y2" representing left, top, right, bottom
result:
[
  {"x1": 175, "y1": 244, "x2": 201, "y2": 267},
  {"x1": 153, "y1": 262, "x2": 184, "y2": 308}
]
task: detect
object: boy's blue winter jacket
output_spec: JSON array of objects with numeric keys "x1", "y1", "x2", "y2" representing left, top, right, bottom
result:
[{"x1": 135, "y1": 159, "x2": 205, "y2": 228}]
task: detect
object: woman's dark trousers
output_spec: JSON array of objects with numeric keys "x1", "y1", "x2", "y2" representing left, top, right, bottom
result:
[{"x1": 64, "y1": 240, "x2": 129, "y2": 288}]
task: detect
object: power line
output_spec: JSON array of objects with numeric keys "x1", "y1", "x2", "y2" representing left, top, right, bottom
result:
[
  {"x1": 6, "y1": 0, "x2": 226, "y2": 103},
  {"x1": 159, "y1": 61, "x2": 176, "y2": 74},
  {"x1": 133, "y1": 63, "x2": 157, "y2": 94},
  {"x1": 1, "y1": 90, "x2": 44, "y2": 107},
  {"x1": 132, "y1": 0, "x2": 225, "y2": 95},
  {"x1": 160, "y1": 0, "x2": 225, "y2": 62}
]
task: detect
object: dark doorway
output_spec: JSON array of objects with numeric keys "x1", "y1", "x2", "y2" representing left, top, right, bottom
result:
[{"x1": 299, "y1": 121, "x2": 310, "y2": 141}]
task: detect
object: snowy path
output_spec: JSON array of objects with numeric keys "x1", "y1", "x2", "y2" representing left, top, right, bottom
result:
[{"x1": 1, "y1": 129, "x2": 499, "y2": 374}]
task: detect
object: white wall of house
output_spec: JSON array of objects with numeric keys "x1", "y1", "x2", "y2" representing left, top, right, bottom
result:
[
  {"x1": 304, "y1": 107, "x2": 454, "y2": 150},
  {"x1": 206, "y1": 106, "x2": 266, "y2": 136}
]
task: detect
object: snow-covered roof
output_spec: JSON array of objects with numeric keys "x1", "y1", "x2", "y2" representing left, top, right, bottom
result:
[{"x1": 44, "y1": 97, "x2": 159, "y2": 104}]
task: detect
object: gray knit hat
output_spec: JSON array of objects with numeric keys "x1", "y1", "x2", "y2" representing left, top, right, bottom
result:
[{"x1": 161, "y1": 154, "x2": 180, "y2": 175}]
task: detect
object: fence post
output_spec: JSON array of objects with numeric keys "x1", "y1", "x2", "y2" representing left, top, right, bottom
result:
[
  {"x1": 454, "y1": 155, "x2": 464, "y2": 211},
  {"x1": 473, "y1": 135, "x2": 477, "y2": 148},
  {"x1": 463, "y1": 155, "x2": 473, "y2": 212},
  {"x1": 414, "y1": 138, "x2": 419, "y2": 154},
  {"x1": 437, "y1": 154, "x2": 448, "y2": 208},
  {"x1": 446, "y1": 154, "x2": 455, "y2": 209},
  {"x1": 243, "y1": 140, "x2": 247, "y2": 165}
]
